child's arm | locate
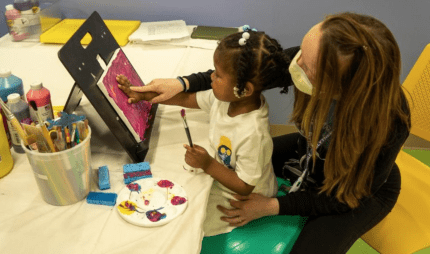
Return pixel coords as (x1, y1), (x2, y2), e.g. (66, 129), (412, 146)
(117, 75), (199, 109)
(160, 92), (199, 109)
(184, 144), (255, 196)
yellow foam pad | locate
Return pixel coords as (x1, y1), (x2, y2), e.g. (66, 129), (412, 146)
(40, 19), (141, 46)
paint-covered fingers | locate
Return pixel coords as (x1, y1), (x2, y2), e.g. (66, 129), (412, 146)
(116, 74), (132, 87)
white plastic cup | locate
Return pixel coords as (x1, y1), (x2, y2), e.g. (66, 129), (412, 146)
(21, 127), (92, 206)
(183, 156), (204, 175)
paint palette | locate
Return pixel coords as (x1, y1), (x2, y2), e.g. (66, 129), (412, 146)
(116, 178), (188, 227)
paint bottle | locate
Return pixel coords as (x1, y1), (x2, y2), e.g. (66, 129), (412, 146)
(26, 81), (53, 123)
(13, 0), (34, 11)
(0, 113), (14, 179)
(4, 4), (22, 41)
(0, 69), (24, 147)
(6, 93), (31, 153)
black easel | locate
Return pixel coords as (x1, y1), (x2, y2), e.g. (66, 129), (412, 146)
(58, 11), (157, 163)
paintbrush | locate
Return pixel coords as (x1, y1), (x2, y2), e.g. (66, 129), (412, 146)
(26, 134), (38, 151)
(0, 97), (29, 146)
(180, 109), (193, 147)
(28, 101), (56, 153)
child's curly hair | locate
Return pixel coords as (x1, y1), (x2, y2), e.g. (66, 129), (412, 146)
(216, 31), (292, 95)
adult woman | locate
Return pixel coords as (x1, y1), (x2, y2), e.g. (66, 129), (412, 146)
(117, 12), (410, 254)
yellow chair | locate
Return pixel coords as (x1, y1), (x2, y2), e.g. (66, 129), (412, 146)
(361, 44), (430, 254)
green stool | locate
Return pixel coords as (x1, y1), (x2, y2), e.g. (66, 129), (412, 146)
(201, 178), (307, 254)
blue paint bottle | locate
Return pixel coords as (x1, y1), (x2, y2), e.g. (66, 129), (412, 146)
(0, 69), (24, 148)
(6, 93), (31, 153)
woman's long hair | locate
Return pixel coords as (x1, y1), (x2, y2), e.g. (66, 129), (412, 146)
(291, 12), (410, 208)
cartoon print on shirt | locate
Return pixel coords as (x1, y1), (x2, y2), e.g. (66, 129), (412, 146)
(217, 136), (233, 169)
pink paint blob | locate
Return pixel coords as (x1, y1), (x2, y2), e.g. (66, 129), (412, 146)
(157, 180), (174, 188)
(171, 196), (187, 205)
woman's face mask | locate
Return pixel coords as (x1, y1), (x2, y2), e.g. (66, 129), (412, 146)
(289, 50), (313, 95)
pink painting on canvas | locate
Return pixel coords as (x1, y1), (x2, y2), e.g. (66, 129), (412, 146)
(102, 49), (152, 141)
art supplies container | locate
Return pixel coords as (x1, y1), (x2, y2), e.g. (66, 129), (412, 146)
(0, 113), (14, 178)
(6, 93), (30, 153)
(0, 69), (24, 147)
(26, 81), (53, 122)
(21, 127), (92, 206)
(4, 4), (22, 41)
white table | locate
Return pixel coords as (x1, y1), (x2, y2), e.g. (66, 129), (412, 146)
(0, 32), (217, 254)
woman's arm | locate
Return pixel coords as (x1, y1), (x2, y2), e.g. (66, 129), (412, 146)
(183, 70), (214, 92)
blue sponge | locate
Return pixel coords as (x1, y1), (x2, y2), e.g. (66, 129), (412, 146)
(98, 165), (110, 190)
(123, 162), (152, 184)
(86, 192), (117, 206)
(123, 162), (150, 173)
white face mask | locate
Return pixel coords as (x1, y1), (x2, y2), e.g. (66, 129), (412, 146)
(289, 50), (313, 95)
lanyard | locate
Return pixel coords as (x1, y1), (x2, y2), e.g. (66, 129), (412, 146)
(289, 129), (333, 193)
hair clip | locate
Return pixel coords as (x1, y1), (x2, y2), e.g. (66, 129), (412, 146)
(233, 87), (248, 98)
(239, 32), (250, 46)
(240, 25), (258, 32)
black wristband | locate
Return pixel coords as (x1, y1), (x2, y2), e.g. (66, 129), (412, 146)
(177, 76), (187, 92)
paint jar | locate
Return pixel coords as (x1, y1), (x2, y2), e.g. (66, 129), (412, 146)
(4, 4), (22, 41)
(0, 113), (14, 178)
(0, 69), (24, 147)
(6, 93), (31, 153)
(21, 127), (92, 206)
(26, 81), (53, 123)
(12, 0), (41, 41)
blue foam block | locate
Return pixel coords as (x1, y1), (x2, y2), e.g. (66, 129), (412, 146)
(123, 162), (150, 173)
(123, 162), (152, 184)
(124, 174), (152, 184)
(86, 192), (117, 206)
(98, 165), (111, 190)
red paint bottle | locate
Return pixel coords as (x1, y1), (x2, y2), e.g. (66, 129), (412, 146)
(26, 81), (53, 123)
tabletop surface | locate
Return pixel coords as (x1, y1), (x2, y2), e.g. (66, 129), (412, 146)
(0, 28), (216, 254)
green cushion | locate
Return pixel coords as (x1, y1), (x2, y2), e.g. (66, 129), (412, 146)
(201, 178), (307, 254)
(402, 149), (430, 167)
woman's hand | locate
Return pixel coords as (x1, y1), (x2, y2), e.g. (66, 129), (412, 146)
(183, 144), (214, 170)
(217, 193), (280, 227)
(118, 76), (184, 104)
(117, 75), (159, 103)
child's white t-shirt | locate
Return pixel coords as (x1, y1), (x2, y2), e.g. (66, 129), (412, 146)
(196, 89), (278, 236)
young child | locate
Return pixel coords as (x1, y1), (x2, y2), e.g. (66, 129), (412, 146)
(117, 30), (292, 236)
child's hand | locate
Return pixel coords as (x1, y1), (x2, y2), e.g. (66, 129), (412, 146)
(117, 74), (158, 103)
(184, 144), (214, 170)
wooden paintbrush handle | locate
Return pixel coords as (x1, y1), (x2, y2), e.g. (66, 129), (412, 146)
(9, 118), (28, 146)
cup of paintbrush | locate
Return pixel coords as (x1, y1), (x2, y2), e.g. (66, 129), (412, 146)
(28, 101), (56, 153)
